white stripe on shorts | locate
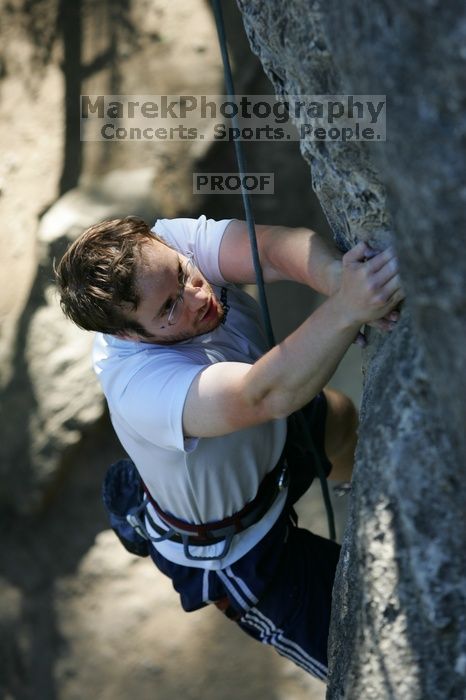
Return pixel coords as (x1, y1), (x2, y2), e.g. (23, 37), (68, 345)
(242, 607), (328, 680)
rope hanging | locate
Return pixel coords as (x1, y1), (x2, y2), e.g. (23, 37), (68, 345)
(211, 0), (275, 346)
(211, 0), (336, 541)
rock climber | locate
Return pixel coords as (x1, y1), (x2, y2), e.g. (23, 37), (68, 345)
(55, 214), (403, 679)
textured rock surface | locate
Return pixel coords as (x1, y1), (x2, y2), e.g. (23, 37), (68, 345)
(0, 169), (158, 513)
(237, 1), (466, 698)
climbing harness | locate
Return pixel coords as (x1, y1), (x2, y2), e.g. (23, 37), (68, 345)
(103, 456), (288, 562)
(211, 0), (336, 540)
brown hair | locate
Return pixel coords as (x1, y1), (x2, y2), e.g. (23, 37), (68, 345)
(55, 216), (160, 336)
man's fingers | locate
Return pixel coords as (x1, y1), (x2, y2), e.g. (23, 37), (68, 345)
(354, 330), (367, 347)
(345, 243), (399, 276)
(368, 318), (397, 332)
(370, 255), (399, 288)
(344, 241), (372, 263)
(341, 241), (405, 329)
(365, 246), (396, 274)
(376, 273), (404, 303)
(378, 288), (405, 319)
(389, 287), (405, 305)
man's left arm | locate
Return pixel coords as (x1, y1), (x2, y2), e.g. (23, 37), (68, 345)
(218, 220), (401, 344)
(218, 219), (342, 296)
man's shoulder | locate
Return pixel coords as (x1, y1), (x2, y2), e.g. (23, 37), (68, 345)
(93, 332), (211, 379)
(92, 332), (149, 387)
(151, 215), (207, 248)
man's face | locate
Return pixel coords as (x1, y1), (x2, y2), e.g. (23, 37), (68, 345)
(121, 238), (224, 344)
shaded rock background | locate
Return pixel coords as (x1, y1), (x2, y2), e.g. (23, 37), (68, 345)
(0, 1), (361, 699)
(237, 1), (466, 699)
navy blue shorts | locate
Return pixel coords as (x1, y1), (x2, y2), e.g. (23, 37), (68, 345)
(149, 391), (340, 680)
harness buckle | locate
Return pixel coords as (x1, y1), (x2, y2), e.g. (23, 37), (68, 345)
(181, 532), (235, 562)
(277, 461), (289, 491)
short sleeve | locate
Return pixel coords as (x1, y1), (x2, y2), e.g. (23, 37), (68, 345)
(151, 215), (233, 285)
(117, 353), (208, 452)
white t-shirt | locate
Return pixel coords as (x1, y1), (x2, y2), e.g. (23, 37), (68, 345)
(93, 215), (287, 569)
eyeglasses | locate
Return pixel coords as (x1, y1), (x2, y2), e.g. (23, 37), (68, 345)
(166, 254), (195, 326)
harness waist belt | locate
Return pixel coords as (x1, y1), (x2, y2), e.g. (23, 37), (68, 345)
(142, 452), (287, 546)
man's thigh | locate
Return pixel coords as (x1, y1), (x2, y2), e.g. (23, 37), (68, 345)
(238, 524), (341, 677)
(322, 387), (358, 481)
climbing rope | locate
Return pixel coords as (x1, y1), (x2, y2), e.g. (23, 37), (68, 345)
(211, 0), (336, 540)
(211, 0), (274, 345)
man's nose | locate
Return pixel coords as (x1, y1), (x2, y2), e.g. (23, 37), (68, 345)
(183, 283), (208, 311)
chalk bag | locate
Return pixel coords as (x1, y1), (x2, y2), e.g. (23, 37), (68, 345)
(102, 458), (150, 557)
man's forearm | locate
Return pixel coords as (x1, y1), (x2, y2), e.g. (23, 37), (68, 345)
(219, 220), (342, 294)
(243, 293), (359, 419)
(260, 225), (342, 296)
(244, 242), (402, 421)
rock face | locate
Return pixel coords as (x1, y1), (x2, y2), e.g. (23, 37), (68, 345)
(237, 1), (466, 698)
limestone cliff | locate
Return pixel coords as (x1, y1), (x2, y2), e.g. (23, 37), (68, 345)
(237, 1), (466, 698)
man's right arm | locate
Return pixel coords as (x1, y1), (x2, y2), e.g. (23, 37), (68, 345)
(183, 242), (404, 439)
